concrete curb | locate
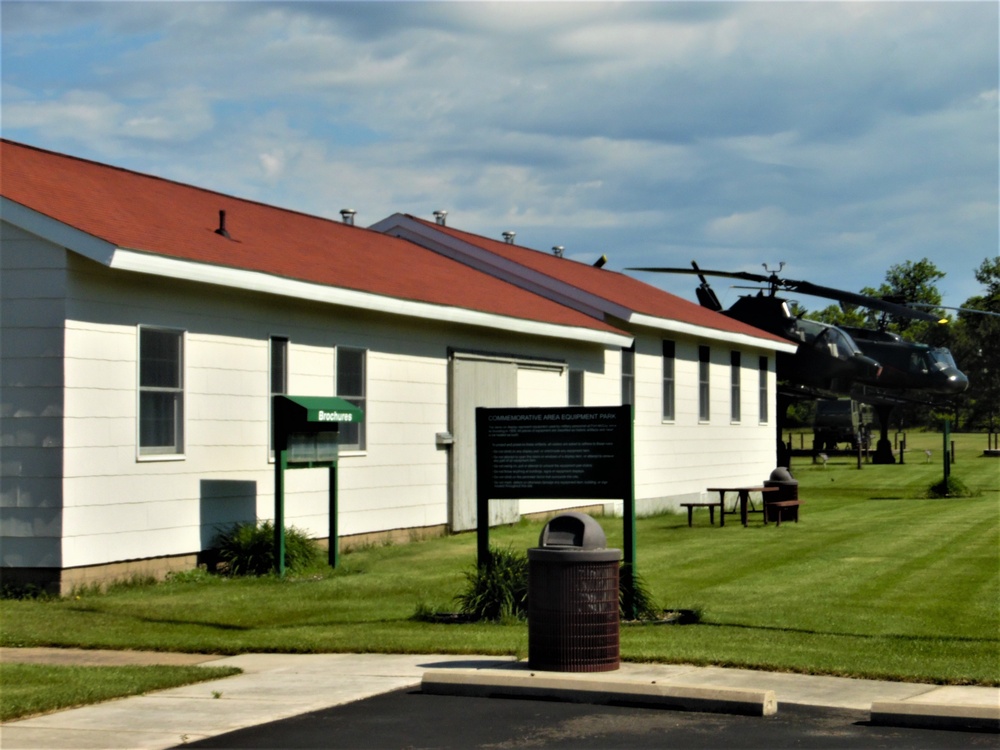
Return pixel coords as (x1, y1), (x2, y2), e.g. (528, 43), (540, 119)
(421, 669), (778, 717)
(870, 700), (1000, 733)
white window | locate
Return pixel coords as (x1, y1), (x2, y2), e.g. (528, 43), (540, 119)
(662, 340), (675, 421)
(730, 350), (741, 423)
(269, 336), (288, 454)
(698, 345), (710, 422)
(568, 369), (584, 406)
(337, 347), (366, 450)
(138, 326), (184, 456)
(621, 346), (634, 406)
(759, 356), (769, 423)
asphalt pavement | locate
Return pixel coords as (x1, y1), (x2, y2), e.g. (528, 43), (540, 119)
(180, 687), (999, 750)
(1, 649), (997, 749)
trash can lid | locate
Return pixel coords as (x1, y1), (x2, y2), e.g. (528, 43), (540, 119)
(538, 511), (607, 550)
(769, 467), (796, 483)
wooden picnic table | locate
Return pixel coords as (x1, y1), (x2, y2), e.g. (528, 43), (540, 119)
(706, 486), (777, 527)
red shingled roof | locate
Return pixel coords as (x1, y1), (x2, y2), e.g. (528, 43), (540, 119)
(0, 140), (624, 337)
(404, 215), (788, 344)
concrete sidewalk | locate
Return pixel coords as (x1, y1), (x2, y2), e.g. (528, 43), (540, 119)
(2, 650), (997, 749)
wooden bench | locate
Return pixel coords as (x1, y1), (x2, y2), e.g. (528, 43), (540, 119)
(765, 499), (802, 526)
(679, 502), (721, 527)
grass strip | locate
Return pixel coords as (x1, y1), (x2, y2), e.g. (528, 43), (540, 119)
(0, 663), (241, 722)
(1, 432), (996, 686)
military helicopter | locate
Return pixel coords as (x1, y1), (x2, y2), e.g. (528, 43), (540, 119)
(629, 262), (885, 395)
(838, 306), (970, 463)
(627, 262), (969, 464)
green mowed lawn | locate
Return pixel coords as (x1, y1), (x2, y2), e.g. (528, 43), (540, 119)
(0, 664), (241, 722)
(2, 433), (997, 685)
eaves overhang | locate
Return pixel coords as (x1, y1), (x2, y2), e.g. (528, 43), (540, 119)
(1, 199), (632, 349)
(111, 249), (633, 347)
(1, 196), (116, 264)
(628, 312), (798, 353)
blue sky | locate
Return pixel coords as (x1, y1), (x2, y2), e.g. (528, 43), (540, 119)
(2, 1), (997, 313)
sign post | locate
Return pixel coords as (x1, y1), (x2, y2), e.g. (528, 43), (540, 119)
(475, 405), (637, 617)
(272, 395), (363, 575)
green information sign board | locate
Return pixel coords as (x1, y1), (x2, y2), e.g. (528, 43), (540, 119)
(272, 395), (364, 575)
(475, 405), (637, 616)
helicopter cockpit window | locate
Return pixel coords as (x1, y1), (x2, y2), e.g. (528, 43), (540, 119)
(796, 319), (824, 345)
(929, 348), (958, 370)
(827, 327), (861, 358)
(801, 321), (860, 361)
(909, 351), (929, 375)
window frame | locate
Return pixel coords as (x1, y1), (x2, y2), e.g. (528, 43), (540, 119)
(662, 339), (675, 421)
(730, 350), (742, 423)
(621, 345), (635, 406)
(698, 345), (711, 422)
(137, 325), (185, 459)
(269, 336), (289, 457)
(568, 368), (584, 406)
(336, 346), (367, 452)
(758, 356), (769, 424)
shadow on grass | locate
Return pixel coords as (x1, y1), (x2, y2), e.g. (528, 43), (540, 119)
(67, 605), (254, 632)
(700, 620), (999, 644)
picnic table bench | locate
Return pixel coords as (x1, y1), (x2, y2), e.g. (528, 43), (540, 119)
(765, 499), (803, 526)
(679, 501), (721, 527)
(706, 486), (777, 527)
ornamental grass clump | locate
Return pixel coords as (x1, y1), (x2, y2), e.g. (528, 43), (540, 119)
(927, 475), (974, 498)
(212, 520), (322, 577)
(454, 548), (663, 623)
(455, 545), (528, 622)
(619, 563), (662, 622)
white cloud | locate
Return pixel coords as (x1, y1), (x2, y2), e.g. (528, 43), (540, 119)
(1, 0), (996, 309)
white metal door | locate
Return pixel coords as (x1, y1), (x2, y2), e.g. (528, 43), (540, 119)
(448, 355), (518, 531)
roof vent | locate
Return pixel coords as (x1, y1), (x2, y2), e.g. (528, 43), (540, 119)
(552, 245), (564, 258)
(433, 210), (448, 226)
(593, 254), (607, 268)
(340, 208), (356, 226)
(214, 210), (231, 239)
(502, 231), (516, 244)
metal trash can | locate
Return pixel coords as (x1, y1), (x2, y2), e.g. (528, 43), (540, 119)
(764, 467), (799, 522)
(527, 512), (621, 672)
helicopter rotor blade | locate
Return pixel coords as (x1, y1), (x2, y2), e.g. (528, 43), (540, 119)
(626, 266), (773, 284)
(776, 279), (943, 322)
(626, 263), (946, 322)
(906, 303), (1000, 319)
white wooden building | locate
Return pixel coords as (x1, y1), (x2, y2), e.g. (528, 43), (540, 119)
(0, 140), (794, 591)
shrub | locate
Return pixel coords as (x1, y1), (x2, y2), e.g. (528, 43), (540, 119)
(0, 581), (52, 601)
(619, 563), (661, 621)
(164, 567), (213, 585)
(455, 545), (529, 622)
(927, 475), (975, 498)
(212, 520), (322, 576)
(454, 548), (663, 623)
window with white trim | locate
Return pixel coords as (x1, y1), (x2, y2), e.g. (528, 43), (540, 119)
(138, 326), (184, 455)
(269, 336), (288, 454)
(621, 346), (634, 406)
(730, 350), (741, 423)
(759, 356), (769, 423)
(568, 369), (584, 406)
(698, 345), (710, 422)
(662, 340), (675, 421)
(336, 347), (366, 450)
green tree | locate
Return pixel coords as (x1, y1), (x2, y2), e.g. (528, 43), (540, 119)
(806, 303), (868, 329)
(951, 258), (1000, 431)
(860, 258), (948, 342)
